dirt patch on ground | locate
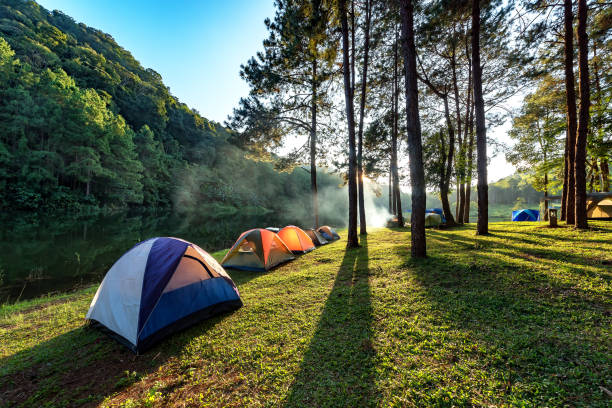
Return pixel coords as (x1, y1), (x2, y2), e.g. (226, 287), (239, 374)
(0, 339), (167, 408)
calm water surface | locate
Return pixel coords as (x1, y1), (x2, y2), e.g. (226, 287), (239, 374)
(0, 211), (316, 303)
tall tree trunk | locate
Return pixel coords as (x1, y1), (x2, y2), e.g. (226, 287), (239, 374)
(392, 26), (404, 227)
(472, 0), (488, 235)
(544, 172), (549, 221)
(462, 41), (473, 223)
(389, 167), (393, 213)
(592, 41), (608, 192)
(563, 0), (578, 225)
(441, 95), (456, 225)
(415, 77), (454, 225)
(464, 99), (475, 222)
(310, 59), (319, 228)
(451, 42), (465, 224)
(574, 0), (589, 229)
(357, 0), (371, 235)
(340, 0), (359, 248)
(588, 160), (597, 193)
(601, 160), (610, 191)
(561, 131), (569, 220)
(351, 0), (356, 94)
(398, 0), (426, 257)
(455, 178), (460, 219)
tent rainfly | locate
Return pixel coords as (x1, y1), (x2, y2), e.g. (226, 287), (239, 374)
(221, 229), (294, 271)
(425, 213), (442, 227)
(277, 226), (316, 254)
(512, 209), (540, 221)
(305, 228), (328, 246)
(426, 208), (446, 224)
(317, 226), (340, 241)
(86, 237), (242, 353)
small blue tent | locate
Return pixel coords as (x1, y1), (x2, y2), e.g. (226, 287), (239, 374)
(426, 208), (446, 224)
(87, 237), (242, 352)
(511, 209), (540, 221)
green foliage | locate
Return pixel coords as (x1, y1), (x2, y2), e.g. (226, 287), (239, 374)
(229, 0), (337, 164)
(0, 0), (330, 215)
(506, 75), (566, 193)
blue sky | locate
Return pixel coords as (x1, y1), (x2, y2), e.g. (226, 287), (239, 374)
(37, 0), (276, 125)
(37, 0), (515, 182)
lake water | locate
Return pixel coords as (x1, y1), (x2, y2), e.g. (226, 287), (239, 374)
(0, 211), (323, 303)
(0, 207), (515, 303)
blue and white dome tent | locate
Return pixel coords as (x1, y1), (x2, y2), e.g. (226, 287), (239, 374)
(86, 237), (242, 353)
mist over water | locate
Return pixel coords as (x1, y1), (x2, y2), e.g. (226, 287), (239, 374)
(1, 164), (392, 303)
(308, 180), (392, 228)
(172, 150), (392, 230)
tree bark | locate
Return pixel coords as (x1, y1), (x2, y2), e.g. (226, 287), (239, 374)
(544, 172), (549, 221)
(389, 168), (393, 213)
(601, 160), (610, 191)
(574, 0), (589, 229)
(441, 95), (456, 225)
(462, 40), (473, 223)
(392, 26), (404, 227)
(592, 41), (609, 192)
(464, 98), (475, 223)
(561, 131), (569, 221)
(351, 0), (356, 95)
(472, 0), (488, 235)
(340, 0), (359, 248)
(310, 59), (319, 228)
(563, 0), (578, 225)
(357, 0), (371, 235)
(414, 76), (454, 225)
(398, 0), (426, 257)
(451, 41), (465, 224)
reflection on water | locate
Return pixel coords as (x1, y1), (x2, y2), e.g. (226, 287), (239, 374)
(0, 211), (320, 303)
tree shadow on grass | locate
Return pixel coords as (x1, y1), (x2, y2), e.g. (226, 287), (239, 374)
(429, 229), (612, 271)
(398, 230), (610, 405)
(0, 308), (238, 407)
(284, 237), (376, 407)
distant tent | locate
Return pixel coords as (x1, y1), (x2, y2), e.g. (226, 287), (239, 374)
(426, 208), (446, 224)
(317, 226), (340, 241)
(542, 192), (612, 220)
(305, 228), (328, 246)
(221, 229), (294, 271)
(86, 237), (242, 353)
(278, 226), (316, 254)
(425, 213), (442, 227)
(512, 209), (540, 221)
(587, 195), (612, 219)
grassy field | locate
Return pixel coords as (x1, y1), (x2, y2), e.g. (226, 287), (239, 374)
(1, 222), (610, 407)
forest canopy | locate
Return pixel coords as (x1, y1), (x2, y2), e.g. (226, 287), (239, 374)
(0, 0), (347, 217)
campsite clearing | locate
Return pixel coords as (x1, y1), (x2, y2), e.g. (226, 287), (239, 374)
(1, 222), (610, 407)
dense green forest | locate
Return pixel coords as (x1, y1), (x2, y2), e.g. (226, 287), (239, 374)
(0, 0), (348, 217)
(0, 0), (587, 224)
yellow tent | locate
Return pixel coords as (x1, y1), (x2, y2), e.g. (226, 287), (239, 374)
(587, 196), (612, 219)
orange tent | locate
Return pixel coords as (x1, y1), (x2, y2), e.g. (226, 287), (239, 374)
(221, 229), (294, 271)
(277, 226), (315, 254)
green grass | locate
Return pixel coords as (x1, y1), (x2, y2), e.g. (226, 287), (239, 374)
(1, 222), (610, 407)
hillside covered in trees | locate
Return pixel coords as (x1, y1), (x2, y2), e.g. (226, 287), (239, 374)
(0, 0), (344, 217)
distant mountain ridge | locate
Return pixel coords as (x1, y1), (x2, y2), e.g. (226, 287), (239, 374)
(0, 0), (227, 149)
(0, 0), (234, 211)
(0, 0), (349, 221)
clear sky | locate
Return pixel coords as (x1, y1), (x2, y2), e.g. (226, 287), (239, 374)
(37, 0), (515, 183)
(37, 0), (276, 125)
